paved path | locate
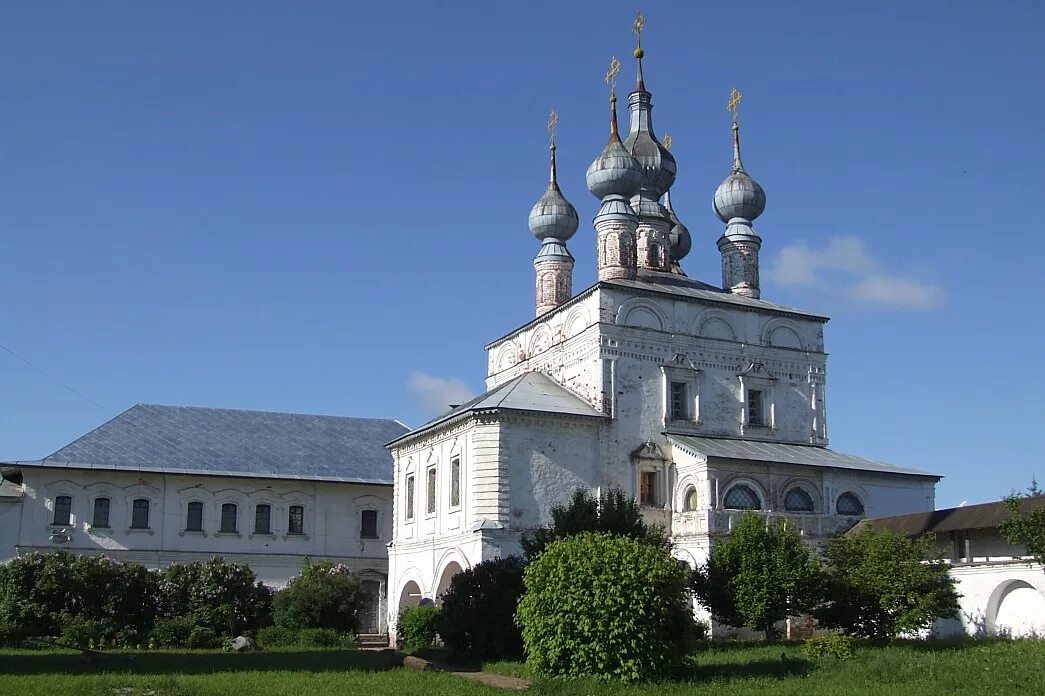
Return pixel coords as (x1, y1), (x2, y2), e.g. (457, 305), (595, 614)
(435, 665), (530, 690)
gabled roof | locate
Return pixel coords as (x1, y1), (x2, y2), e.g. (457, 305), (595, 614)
(388, 371), (606, 446)
(850, 496), (1045, 537)
(9, 404), (409, 485)
(667, 434), (939, 477)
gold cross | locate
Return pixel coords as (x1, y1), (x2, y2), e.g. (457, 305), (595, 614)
(605, 56), (621, 92)
(547, 110), (559, 146)
(728, 87), (743, 123)
(633, 10), (646, 46)
(663, 134), (672, 151)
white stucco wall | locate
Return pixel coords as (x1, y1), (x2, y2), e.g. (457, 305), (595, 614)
(933, 560), (1045, 638)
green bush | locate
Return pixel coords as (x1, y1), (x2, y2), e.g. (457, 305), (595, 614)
(186, 626), (220, 649)
(58, 613), (108, 649)
(257, 625), (301, 648)
(397, 605), (440, 653)
(296, 627), (347, 648)
(273, 561), (366, 633)
(439, 556), (525, 660)
(150, 616), (195, 647)
(517, 532), (697, 682)
(157, 558), (273, 637)
(803, 635), (856, 661)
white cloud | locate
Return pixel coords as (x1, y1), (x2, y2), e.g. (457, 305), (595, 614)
(767, 236), (944, 311)
(407, 372), (475, 416)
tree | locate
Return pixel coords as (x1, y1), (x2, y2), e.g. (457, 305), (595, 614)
(273, 560), (367, 633)
(521, 486), (670, 562)
(516, 533), (696, 682)
(158, 557), (272, 636)
(998, 480), (1045, 570)
(691, 512), (821, 639)
(438, 555), (526, 660)
(814, 527), (960, 639)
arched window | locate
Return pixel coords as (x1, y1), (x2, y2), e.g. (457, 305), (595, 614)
(92, 497), (111, 528)
(220, 503), (238, 533)
(360, 509), (378, 539)
(255, 504), (272, 534)
(53, 495), (72, 525)
(683, 487), (699, 512)
(131, 499), (150, 529)
(288, 505), (305, 535)
(836, 492), (865, 516)
(186, 502), (204, 532)
(784, 488), (815, 513)
(723, 484), (761, 511)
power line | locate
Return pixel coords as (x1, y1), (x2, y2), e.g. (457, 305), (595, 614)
(0, 340), (111, 414)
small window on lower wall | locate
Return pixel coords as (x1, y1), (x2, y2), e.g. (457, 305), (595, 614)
(288, 505), (304, 535)
(724, 484), (761, 510)
(186, 502), (204, 532)
(131, 499), (150, 529)
(683, 487), (699, 512)
(360, 509), (378, 539)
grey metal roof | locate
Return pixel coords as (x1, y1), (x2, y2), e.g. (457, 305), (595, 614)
(667, 434), (939, 477)
(12, 404), (408, 485)
(850, 496), (1045, 536)
(607, 269), (829, 321)
(389, 372), (606, 446)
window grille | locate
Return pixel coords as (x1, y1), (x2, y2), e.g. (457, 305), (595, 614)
(53, 495), (72, 525)
(836, 492), (864, 516)
(288, 505), (304, 535)
(724, 485), (761, 510)
(220, 503), (238, 533)
(785, 488), (815, 513)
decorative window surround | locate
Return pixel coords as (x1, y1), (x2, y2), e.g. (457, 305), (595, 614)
(738, 361), (778, 434)
(661, 354), (701, 430)
(425, 465), (438, 518)
(630, 440), (671, 510)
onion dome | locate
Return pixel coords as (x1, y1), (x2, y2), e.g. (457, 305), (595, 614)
(586, 96), (643, 199)
(622, 53), (676, 199)
(528, 145), (579, 241)
(664, 190), (691, 261)
(713, 122), (765, 223)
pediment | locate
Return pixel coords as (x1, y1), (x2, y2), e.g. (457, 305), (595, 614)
(737, 361), (777, 380)
(630, 439), (669, 462)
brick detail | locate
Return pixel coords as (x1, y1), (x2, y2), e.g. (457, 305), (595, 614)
(635, 218), (672, 272)
(535, 257), (574, 317)
(595, 219), (638, 281)
(720, 237), (761, 299)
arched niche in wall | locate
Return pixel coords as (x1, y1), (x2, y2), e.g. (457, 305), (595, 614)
(762, 318), (806, 350)
(495, 342), (519, 371)
(693, 310), (738, 342)
(615, 298), (668, 332)
(528, 324), (553, 357)
(564, 305), (591, 338)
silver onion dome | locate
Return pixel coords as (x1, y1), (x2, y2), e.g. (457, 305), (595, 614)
(623, 87), (676, 198)
(664, 190), (691, 260)
(713, 123), (765, 223)
(529, 145), (579, 241)
(586, 97), (643, 199)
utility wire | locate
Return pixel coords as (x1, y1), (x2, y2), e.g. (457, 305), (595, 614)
(0, 341), (111, 413)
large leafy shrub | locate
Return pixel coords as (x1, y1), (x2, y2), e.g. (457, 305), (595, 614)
(273, 560), (366, 633)
(517, 532), (697, 682)
(157, 557), (272, 636)
(397, 605), (440, 653)
(439, 555), (525, 660)
(998, 482), (1045, 569)
(802, 635), (856, 661)
(691, 512), (822, 639)
(150, 616), (195, 648)
(186, 626), (220, 649)
(257, 625), (355, 649)
(813, 527), (960, 638)
(521, 487), (670, 562)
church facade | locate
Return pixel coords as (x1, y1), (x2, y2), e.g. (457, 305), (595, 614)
(386, 45), (939, 631)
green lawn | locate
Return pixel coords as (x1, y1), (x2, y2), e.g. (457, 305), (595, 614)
(1, 641), (1044, 696)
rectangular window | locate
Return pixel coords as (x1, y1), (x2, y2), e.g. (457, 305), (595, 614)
(747, 389), (765, 427)
(53, 495), (72, 525)
(220, 503), (238, 533)
(426, 466), (437, 515)
(131, 498), (150, 529)
(255, 504), (272, 534)
(288, 505), (304, 535)
(186, 502), (204, 532)
(405, 475), (415, 521)
(360, 509), (378, 539)
(669, 381), (688, 419)
(92, 497), (110, 528)
(640, 471), (658, 507)
(450, 457), (461, 508)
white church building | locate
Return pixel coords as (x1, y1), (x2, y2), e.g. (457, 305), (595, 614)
(384, 45), (940, 632)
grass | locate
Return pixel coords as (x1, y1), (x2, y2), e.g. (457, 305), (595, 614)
(1, 640), (1044, 695)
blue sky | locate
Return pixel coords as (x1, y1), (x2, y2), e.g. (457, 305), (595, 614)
(2, 1), (1043, 507)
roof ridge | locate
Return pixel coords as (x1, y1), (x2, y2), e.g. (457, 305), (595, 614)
(133, 402), (405, 424)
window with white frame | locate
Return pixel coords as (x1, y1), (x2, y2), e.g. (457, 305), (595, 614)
(747, 389), (765, 427)
(92, 497), (111, 528)
(404, 474), (415, 521)
(449, 456), (461, 508)
(220, 503), (238, 533)
(255, 504), (272, 534)
(288, 505), (305, 535)
(53, 495), (72, 525)
(738, 362), (776, 431)
(186, 502), (204, 532)
(130, 498), (150, 529)
(662, 355), (700, 424)
(426, 465), (437, 515)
